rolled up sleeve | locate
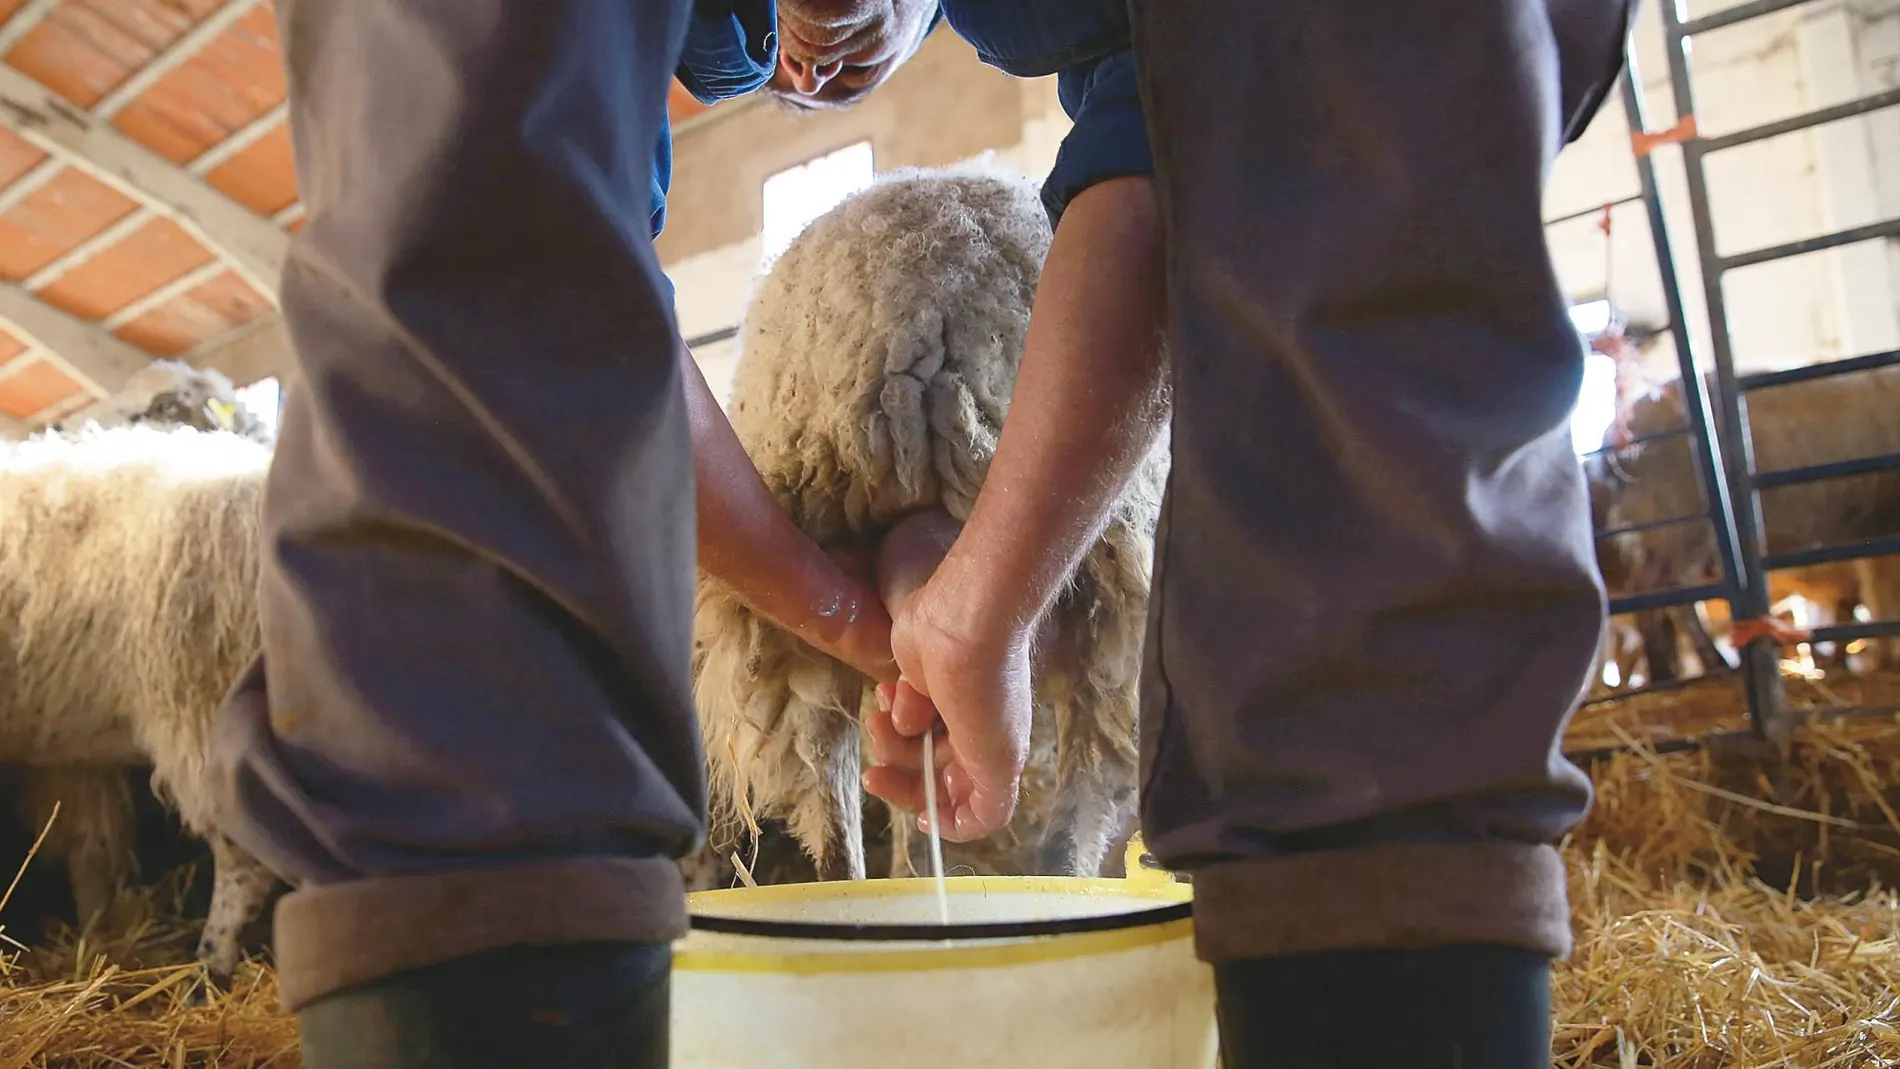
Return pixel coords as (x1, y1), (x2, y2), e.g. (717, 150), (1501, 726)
(1041, 47), (1154, 227)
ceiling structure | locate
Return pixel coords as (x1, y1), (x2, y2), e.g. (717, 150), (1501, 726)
(0, 0), (721, 438)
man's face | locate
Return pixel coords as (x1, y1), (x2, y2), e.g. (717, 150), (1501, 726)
(770, 0), (938, 109)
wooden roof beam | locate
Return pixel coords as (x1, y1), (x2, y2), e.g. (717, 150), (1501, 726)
(0, 64), (289, 298)
(0, 282), (156, 401)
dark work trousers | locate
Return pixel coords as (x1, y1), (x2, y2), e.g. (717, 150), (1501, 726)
(204, 0), (705, 1012)
(1129, 0), (1634, 965)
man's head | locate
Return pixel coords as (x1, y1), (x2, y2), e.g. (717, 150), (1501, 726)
(769, 0), (940, 110)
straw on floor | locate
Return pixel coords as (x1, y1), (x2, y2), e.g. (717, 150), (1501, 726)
(4, 671), (1900, 1068)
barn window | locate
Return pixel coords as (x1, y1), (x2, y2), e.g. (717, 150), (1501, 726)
(1568, 300), (1618, 455)
(760, 141), (874, 267)
(237, 376), (283, 441)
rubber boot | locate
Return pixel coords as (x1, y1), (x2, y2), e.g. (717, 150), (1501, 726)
(298, 941), (671, 1069)
(1214, 944), (1551, 1069)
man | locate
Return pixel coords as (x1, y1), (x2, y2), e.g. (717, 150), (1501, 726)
(204, 0), (1157, 1065)
(208, 0), (1635, 1066)
(862, 1), (1639, 1067)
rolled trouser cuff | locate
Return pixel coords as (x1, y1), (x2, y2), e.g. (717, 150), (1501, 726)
(1190, 842), (1571, 964)
(272, 856), (687, 1012)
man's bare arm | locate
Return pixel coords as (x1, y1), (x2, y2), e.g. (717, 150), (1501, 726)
(681, 349), (897, 682)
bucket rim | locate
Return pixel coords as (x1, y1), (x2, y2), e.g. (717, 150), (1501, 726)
(685, 875), (1192, 943)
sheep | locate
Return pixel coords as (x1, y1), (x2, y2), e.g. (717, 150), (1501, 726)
(1591, 362), (1900, 684)
(55, 358), (277, 446)
(688, 164), (1166, 887)
(0, 421), (279, 986)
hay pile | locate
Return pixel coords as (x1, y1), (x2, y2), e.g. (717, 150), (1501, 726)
(3, 673), (1899, 1068)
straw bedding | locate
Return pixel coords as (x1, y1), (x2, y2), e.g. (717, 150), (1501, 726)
(4, 672), (1900, 1068)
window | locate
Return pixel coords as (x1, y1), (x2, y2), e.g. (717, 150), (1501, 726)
(236, 376), (283, 441)
(760, 141), (875, 267)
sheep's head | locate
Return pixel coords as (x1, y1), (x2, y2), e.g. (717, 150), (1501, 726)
(65, 360), (274, 444)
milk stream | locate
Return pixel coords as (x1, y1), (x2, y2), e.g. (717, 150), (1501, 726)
(922, 729), (950, 924)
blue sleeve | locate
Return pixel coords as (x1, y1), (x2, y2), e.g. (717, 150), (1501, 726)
(652, 0), (779, 240)
(1041, 47), (1154, 229)
(675, 0), (779, 105)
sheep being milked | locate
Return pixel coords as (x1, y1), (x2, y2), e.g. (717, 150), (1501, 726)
(687, 164), (1168, 888)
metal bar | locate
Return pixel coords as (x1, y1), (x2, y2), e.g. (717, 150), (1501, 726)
(1700, 87), (1900, 154)
(19, 207), (153, 291)
(1718, 218), (1900, 273)
(0, 156), (63, 215)
(1595, 511), (1713, 541)
(1740, 348), (1900, 391)
(1754, 451), (1900, 490)
(1678, 0), (1809, 37)
(1577, 669), (1735, 709)
(686, 325), (738, 349)
(1803, 621), (1900, 645)
(91, 0), (268, 120)
(1763, 536), (1900, 572)
(1607, 582), (1731, 616)
(0, 0), (60, 55)
(187, 100), (288, 177)
(100, 259), (228, 332)
(1543, 194), (1641, 229)
(1581, 425), (1691, 459)
(1656, 3), (1788, 743)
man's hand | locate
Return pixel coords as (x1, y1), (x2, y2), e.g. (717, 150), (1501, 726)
(861, 564), (1034, 841)
(856, 175), (1169, 842)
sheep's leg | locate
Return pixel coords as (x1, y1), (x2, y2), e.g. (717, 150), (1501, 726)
(784, 673), (868, 882)
(193, 833), (280, 989)
(1638, 608), (1680, 683)
(1682, 604), (1731, 674)
(13, 767), (137, 931)
(1853, 555), (1900, 671)
(1040, 686), (1141, 878)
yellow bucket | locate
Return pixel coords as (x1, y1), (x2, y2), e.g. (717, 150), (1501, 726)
(673, 873), (1216, 1068)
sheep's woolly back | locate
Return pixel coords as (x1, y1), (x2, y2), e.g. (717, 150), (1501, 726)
(693, 164), (1165, 879)
(727, 163), (1053, 534)
(0, 424), (269, 835)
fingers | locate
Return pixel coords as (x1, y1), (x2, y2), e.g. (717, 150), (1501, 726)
(888, 679), (938, 736)
(863, 706), (951, 771)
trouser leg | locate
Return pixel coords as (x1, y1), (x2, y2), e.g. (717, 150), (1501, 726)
(1128, 0), (1634, 1003)
(205, 0), (701, 1017)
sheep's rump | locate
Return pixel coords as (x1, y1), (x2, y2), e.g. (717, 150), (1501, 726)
(0, 424), (268, 834)
(692, 165), (1165, 881)
(1598, 364), (1900, 594)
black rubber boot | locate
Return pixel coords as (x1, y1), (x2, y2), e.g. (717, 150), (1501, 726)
(298, 941), (671, 1069)
(1214, 944), (1551, 1069)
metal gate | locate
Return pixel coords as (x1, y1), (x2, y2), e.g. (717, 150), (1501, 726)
(1573, 5), (1900, 746)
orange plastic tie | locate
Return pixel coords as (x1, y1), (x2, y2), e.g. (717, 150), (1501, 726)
(1631, 116), (1698, 158)
(1729, 615), (1812, 647)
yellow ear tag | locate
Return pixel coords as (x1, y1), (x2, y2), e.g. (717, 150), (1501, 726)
(206, 398), (237, 430)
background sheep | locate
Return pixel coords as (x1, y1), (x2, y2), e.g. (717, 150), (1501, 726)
(1, 418), (279, 986)
(1590, 363), (1900, 686)
(690, 165), (1167, 886)
(54, 359), (277, 446)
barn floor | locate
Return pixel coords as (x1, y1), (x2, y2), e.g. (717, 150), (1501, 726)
(4, 673), (1900, 1068)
